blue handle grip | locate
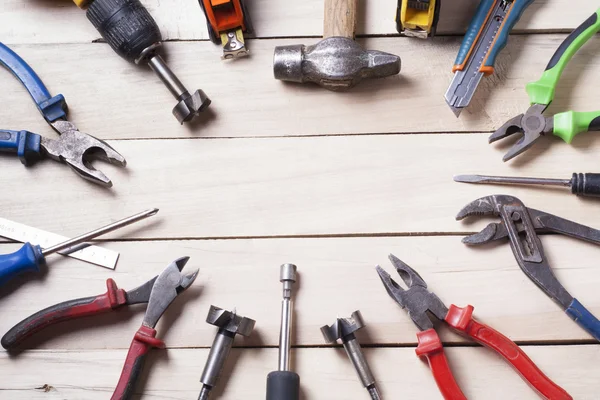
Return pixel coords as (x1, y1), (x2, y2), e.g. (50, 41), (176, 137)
(454, 0), (496, 67)
(0, 243), (44, 287)
(565, 298), (600, 342)
(0, 130), (41, 165)
(483, 0), (534, 70)
(0, 42), (67, 123)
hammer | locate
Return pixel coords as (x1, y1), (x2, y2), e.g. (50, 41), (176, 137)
(273, 0), (401, 91)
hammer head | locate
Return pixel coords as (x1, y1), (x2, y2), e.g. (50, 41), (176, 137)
(206, 305), (256, 337)
(173, 89), (212, 125)
(320, 310), (366, 343)
(273, 37), (400, 91)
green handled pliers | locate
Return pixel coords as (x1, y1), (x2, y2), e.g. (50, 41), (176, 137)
(490, 8), (600, 161)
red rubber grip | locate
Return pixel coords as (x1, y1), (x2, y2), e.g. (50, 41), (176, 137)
(111, 325), (165, 400)
(1, 279), (127, 349)
(445, 305), (572, 400)
(416, 329), (467, 400)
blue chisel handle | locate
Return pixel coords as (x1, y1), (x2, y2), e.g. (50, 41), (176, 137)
(0, 130), (41, 165)
(0, 243), (45, 287)
(565, 298), (600, 342)
(0, 42), (67, 123)
(454, 0), (534, 74)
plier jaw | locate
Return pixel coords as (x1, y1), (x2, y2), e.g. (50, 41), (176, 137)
(489, 104), (554, 161)
(376, 254), (448, 331)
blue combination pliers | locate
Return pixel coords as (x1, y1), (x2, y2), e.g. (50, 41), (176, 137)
(0, 42), (126, 187)
(457, 194), (600, 341)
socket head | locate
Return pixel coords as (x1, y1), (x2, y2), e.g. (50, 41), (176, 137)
(280, 263), (297, 283)
(205, 305), (256, 337)
(321, 310), (365, 343)
(173, 89), (212, 124)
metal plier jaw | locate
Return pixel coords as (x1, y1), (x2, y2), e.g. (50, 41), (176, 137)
(489, 104), (554, 162)
(43, 120), (126, 187)
(376, 254), (448, 331)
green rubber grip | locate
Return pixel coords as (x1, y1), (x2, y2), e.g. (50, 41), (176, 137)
(526, 8), (600, 106)
(553, 111), (600, 143)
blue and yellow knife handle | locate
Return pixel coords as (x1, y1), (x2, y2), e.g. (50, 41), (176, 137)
(565, 298), (600, 342)
(453, 0), (534, 74)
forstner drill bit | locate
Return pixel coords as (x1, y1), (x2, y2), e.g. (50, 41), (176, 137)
(321, 310), (381, 400)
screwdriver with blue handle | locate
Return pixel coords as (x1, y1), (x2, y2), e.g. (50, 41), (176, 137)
(0, 209), (157, 287)
(445, 0), (534, 116)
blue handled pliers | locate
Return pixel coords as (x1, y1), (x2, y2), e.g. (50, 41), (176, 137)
(457, 194), (600, 341)
(0, 42), (126, 187)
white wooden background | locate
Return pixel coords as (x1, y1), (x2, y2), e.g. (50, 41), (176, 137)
(1, 0), (599, 399)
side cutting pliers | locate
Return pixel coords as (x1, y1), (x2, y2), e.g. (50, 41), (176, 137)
(457, 195), (600, 341)
(490, 8), (600, 161)
(376, 254), (572, 400)
(1, 257), (198, 400)
(0, 42), (126, 187)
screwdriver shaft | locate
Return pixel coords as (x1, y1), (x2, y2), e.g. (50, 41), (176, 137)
(454, 174), (571, 188)
(42, 208), (158, 256)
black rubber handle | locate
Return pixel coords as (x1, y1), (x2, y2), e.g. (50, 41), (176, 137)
(589, 116), (600, 132)
(266, 371), (300, 400)
(87, 0), (162, 63)
(571, 173), (600, 198)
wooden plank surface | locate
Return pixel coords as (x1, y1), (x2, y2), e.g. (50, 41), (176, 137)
(0, 0), (590, 45)
(1, 0), (599, 399)
(0, 346), (597, 399)
(3, 134), (600, 239)
(1, 33), (599, 139)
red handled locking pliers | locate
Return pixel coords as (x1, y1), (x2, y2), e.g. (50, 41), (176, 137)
(376, 254), (572, 400)
(1, 257), (198, 400)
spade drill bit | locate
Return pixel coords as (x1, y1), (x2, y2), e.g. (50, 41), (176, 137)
(321, 310), (381, 400)
(198, 306), (256, 400)
(266, 263), (300, 400)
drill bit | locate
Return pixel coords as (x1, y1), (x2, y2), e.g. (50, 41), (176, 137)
(454, 173), (600, 198)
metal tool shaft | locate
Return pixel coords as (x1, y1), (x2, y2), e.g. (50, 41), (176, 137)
(42, 208), (158, 256)
(148, 55), (188, 99)
(454, 174), (571, 188)
(278, 263), (297, 371)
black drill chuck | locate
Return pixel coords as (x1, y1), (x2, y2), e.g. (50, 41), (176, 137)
(87, 0), (161, 63)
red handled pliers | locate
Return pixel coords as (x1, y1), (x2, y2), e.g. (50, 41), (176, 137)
(1, 257), (198, 400)
(376, 254), (572, 400)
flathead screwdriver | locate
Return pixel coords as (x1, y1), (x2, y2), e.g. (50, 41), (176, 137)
(0, 208), (158, 286)
(454, 173), (600, 198)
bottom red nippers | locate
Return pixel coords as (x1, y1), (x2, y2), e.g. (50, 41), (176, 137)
(376, 254), (572, 400)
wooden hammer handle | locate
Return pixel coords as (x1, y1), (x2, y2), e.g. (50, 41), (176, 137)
(323, 0), (357, 39)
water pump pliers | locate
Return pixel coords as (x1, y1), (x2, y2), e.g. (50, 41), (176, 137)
(457, 195), (600, 341)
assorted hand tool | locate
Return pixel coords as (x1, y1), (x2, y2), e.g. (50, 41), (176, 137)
(0, 216), (119, 269)
(199, 0), (253, 59)
(273, 0), (401, 91)
(445, 0), (534, 116)
(457, 195), (600, 341)
(321, 310), (381, 400)
(1, 257), (198, 399)
(198, 305), (255, 400)
(396, 0), (441, 38)
(490, 8), (600, 160)
(376, 254), (572, 400)
(73, 0), (211, 124)
(455, 172), (600, 199)
(266, 264), (300, 400)
(0, 209), (157, 287)
(0, 42), (126, 187)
